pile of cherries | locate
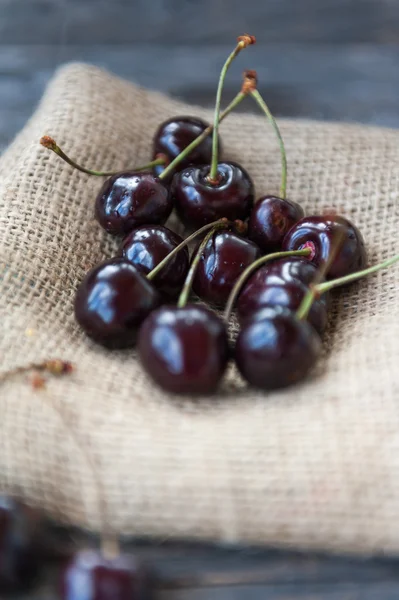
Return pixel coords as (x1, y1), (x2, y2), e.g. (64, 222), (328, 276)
(40, 34), (398, 395)
(71, 112), (367, 393)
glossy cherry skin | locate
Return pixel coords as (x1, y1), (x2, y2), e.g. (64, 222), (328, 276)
(61, 549), (146, 600)
(74, 258), (161, 348)
(152, 116), (219, 182)
(235, 306), (321, 390)
(171, 162), (254, 228)
(95, 172), (172, 236)
(192, 231), (261, 307)
(0, 497), (41, 591)
(237, 277), (328, 335)
(282, 215), (367, 279)
(248, 195), (304, 252)
(119, 225), (189, 299)
(250, 256), (320, 287)
(138, 304), (229, 394)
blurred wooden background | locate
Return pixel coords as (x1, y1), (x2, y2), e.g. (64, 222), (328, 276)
(2, 1), (399, 598)
(0, 0), (399, 152)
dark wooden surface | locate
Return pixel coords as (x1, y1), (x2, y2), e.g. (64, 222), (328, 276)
(16, 530), (399, 599)
(0, 0), (399, 152)
(2, 1), (399, 598)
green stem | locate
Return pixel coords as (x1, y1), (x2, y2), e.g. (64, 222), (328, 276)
(40, 136), (165, 176)
(223, 248), (312, 321)
(296, 226), (347, 321)
(177, 222), (228, 308)
(101, 537), (120, 560)
(250, 89), (287, 199)
(296, 286), (319, 322)
(147, 219), (229, 282)
(159, 91), (246, 182)
(209, 42), (249, 183)
(316, 253), (399, 295)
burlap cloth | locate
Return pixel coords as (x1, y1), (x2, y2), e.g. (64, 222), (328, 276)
(1, 63), (399, 556)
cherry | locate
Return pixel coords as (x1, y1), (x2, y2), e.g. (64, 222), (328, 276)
(248, 256), (320, 287)
(138, 304), (229, 394)
(192, 230), (261, 307)
(74, 258), (160, 348)
(237, 277), (328, 335)
(95, 172), (172, 236)
(152, 116), (219, 182)
(282, 215), (367, 279)
(248, 195), (304, 252)
(0, 496), (41, 591)
(171, 162), (254, 228)
(61, 548), (146, 600)
(119, 225), (189, 299)
(169, 38), (255, 229)
(235, 306), (321, 390)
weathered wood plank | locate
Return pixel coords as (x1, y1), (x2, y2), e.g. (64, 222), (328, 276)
(18, 539), (399, 600)
(1, 0), (398, 45)
(12, 526), (399, 600)
(0, 43), (398, 154)
(155, 582), (399, 600)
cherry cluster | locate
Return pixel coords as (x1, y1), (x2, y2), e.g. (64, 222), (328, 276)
(39, 35), (398, 398)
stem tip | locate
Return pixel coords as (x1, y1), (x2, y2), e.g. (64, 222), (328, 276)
(44, 359), (74, 375)
(242, 70), (258, 94)
(154, 153), (169, 168)
(233, 219), (248, 235)
(237, 34), (256, 47)
(40, 135), (57, 151)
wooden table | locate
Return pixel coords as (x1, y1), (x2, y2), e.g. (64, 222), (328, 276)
(19, 530), (399, 599)
(2, 1), (399, 598)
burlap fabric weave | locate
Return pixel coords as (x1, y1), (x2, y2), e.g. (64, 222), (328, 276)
(1, 63), (399, 556)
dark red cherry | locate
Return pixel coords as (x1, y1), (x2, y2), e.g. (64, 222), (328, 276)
(282, 215), (367, 279)
(61, 549), (146, 600)
(152, 116), (219, 182)
(119, 225), (189, 299)
(95, 172), (172, 236)
(237, 278), (328, 335)
(74, 258), (160, 348)
(250, 256), (320, 287)
(171, 162), (254, 229)
(235, 306), (321, 390)
(192, 230), (261, 307)
(138, 304), (229, 394)
(248, 195), (304, 252)
(0, 497), (41, 591)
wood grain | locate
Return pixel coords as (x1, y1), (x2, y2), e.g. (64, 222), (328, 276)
(0, 42), (398, 153)
(20, 538), (399, 599)
(1, 0), (399, 45)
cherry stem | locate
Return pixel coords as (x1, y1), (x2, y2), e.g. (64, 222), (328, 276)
(159, 91), (247, 182)
(208, 36), (255, 183)
(101, 536), (120, 560)
(296, 225), (347, 321)
(40, 136), (166, 176)
(250, 89), (287, 199)
(223, 248), (312, 322)
(146, 218), (229, 281)
(316, 253), (399, 294)
(0, 359), (73, 384)
(29, 391), (115, 555)
(177, 222), (229, 308)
